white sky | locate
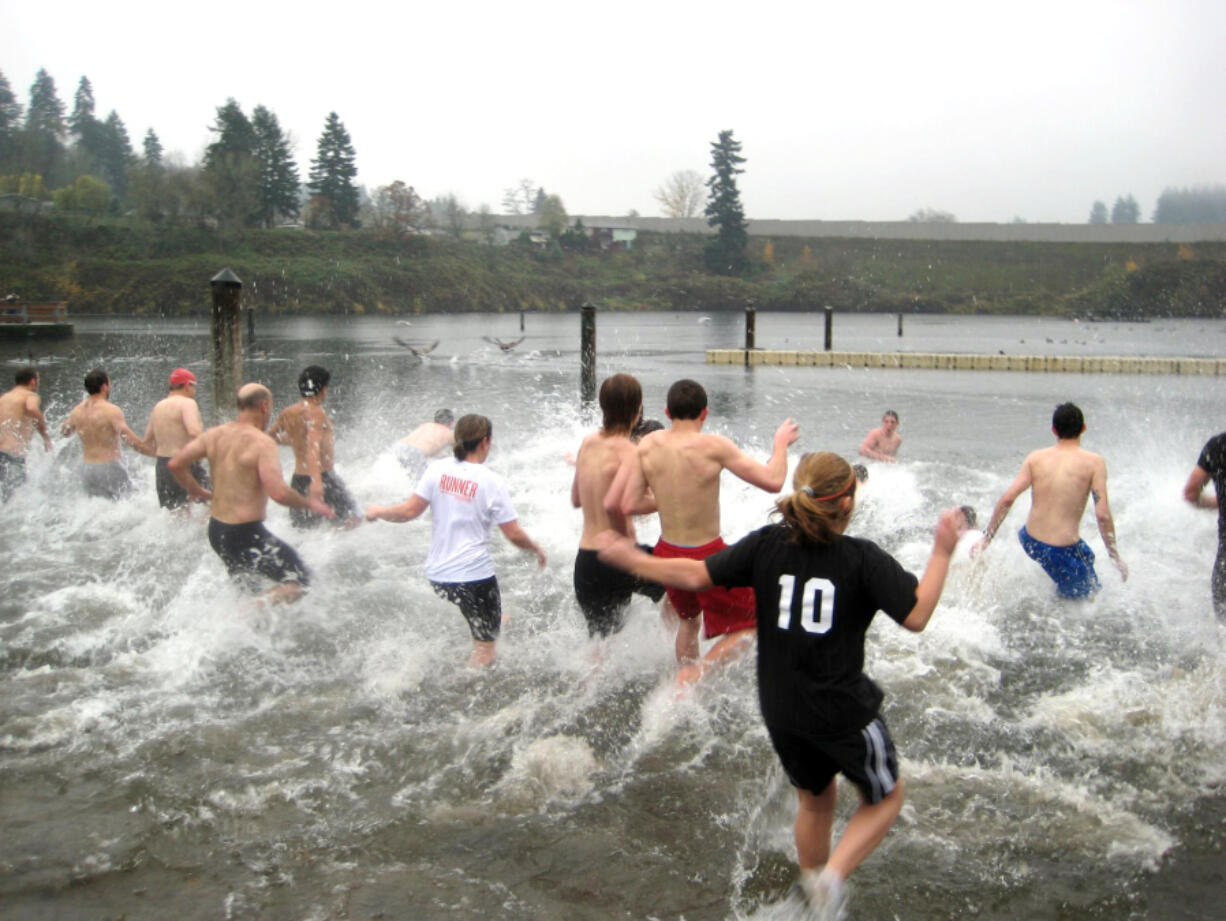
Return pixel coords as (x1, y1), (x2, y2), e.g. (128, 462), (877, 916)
(6, 0), (1225, 222)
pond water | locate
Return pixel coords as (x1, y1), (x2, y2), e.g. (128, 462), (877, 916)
(1, 312), (1224, 920)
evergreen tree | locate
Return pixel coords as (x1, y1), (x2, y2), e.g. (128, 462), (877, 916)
(68, 76), (96, 139)
(203, 98), (260, 228)
(97, 110), (133, 204)
(1153, 185), (1226, 223)
(23, 68), (67, 184)
(1088, 200), (1108, 224)
(67, 76), (105, 176)
(532, 187), (547, 214)
(251, 105), (300, 226)
(1111, 194), (1140, 224)
(142, 129), (162, 167)
(703, 129), (749, 275)
(306, 112), (359, 228)
(0, 68), (21, 173)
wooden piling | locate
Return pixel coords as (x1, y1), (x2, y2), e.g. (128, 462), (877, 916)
(580, 300), (596, 404)
(209, 268), (243, 424)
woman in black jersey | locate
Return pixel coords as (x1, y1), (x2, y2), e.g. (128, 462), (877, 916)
(598, 451), (965, 918)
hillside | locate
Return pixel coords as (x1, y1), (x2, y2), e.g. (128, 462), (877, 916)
(2, 212), (1224, 318)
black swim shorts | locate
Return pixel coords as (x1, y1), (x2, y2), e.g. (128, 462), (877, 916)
(207, 517), (311, 590)
(430, 576), (502, 643)
(155, 456), (210, 510)
(573, 546), (667, 637)
(289, 470), (359, 527)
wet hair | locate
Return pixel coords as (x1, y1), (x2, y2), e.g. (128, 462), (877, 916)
(852, 463), (869, 482)
(298, 365), (330, 397)
(666, 379), (707, 420)
(631, 418), (665, 442)
(83, 368), (109, 394)
(236, 383), (272, 411)
(14, 367), (37, 386)
(434, 408), (454, 426)
(599, 373), (643, 435)
(774, 451), (857, 545)
(883, 409), (899, 422)
(453, 414), (492, 460)
(1052, 402), (1084, 439)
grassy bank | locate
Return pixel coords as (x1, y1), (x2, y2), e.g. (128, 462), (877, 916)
(2, 212), (1224, 317)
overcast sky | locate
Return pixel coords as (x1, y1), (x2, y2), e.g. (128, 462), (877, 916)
(7, 0), (1225, 223)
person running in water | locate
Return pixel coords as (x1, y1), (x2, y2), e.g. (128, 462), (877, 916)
(365, 414), (547, 667)
(608, 378), (798, 683)
(597, 451), (967, 920)
(0, 367), (53, 502)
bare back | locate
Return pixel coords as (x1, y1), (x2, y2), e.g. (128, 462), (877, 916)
(271, 400), (335, 474)
(145, 394), (203, 457)
(638, 428), (735, 545)
(202, 422), (278, 523)
(1022, 442), (1106, 545)
(401, 421), (453, 457)
(575, 430), (640, 547)
(0, 387), (43, 455)
(65, 397), (128, 463)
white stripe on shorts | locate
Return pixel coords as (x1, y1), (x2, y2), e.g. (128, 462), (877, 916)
(861, 718), (896, 802)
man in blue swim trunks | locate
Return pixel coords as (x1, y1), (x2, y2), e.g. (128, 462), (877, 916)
(974, 402), (1127, 599)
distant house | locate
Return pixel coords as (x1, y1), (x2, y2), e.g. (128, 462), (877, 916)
(590, 225), (637, 251)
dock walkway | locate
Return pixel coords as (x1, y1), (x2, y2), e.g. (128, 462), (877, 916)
(706, 349), (1226, 375)
(0, 301), (74, 339)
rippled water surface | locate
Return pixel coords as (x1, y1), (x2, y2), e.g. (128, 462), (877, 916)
(2, 312), (1224, 920)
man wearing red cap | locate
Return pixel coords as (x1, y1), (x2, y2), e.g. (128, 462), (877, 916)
(143, 368), (207, 510)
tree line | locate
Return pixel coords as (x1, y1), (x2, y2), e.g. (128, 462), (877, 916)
(0, 68), (360, 230)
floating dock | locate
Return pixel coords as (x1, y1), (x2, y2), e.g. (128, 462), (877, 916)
(707, 349), (1226, 375)
(0, 301), (74, 339)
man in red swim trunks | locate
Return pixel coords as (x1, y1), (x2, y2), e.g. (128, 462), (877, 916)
(609, 378), (798, 682)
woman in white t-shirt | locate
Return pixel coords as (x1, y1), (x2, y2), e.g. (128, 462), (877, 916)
(366, 414), (547, 666)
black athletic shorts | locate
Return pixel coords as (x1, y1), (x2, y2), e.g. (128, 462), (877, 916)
(573, 546), (666, 637)
(155, 456), (209, 510)
(289, 470), (359, 527)
(430, 576), (502, 643)
(767, 716), (900, 805)
(207, 517), (311, 590)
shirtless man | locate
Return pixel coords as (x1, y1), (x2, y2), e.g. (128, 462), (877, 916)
(143, 368), (207, 511)
(609, 378), (799, 680)
(269, 366), (360, 528)
(394, 409), (454, 479)
(61, 368), (152, 499)
(974, 402), (1126, 598)
(571, 374), (667, 638)
(858, 409), (901, 462)
(168, 382), (333, 604)
(1183, 431), (1226, 617)
(0, 367), (54, 501)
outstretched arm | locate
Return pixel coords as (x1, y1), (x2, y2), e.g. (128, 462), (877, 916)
(366, 493), (428, 523)
(499, 520), (547, 568)
(1092, 460), (1127, 580)
(973, 458), (1033, 555)
(1184, 466), (1217, 510)
(260, 440), (333, 517)
(168, 436), (212, 502)
(903, 508), (963, 631)
(597, 532), (713, 591)
(721, 418), (800, 493)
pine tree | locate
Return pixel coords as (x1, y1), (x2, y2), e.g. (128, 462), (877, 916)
(1088, 201), (1108, 224)
(24, 68), (67, 184)
(0, 68), (21, 174)
(251, 105), (300, 227)
(703, 129), (749, 275)
(203, 98), (260, 228)
(1111, 194), (1140, 224)
(307, 112), (359, 228)
(68, 77), (96, 140)
(98, 110), (133, 203)
(142, 129), (162, 167)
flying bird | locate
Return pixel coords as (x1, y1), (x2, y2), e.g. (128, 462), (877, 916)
(393, 337), (439, 356)
(483, 336), (525, 351)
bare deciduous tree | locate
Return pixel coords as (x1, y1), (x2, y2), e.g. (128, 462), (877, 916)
(653, 169), (704, 218)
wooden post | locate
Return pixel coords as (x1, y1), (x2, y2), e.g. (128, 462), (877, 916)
(520, 310), (525, 332)
(824, 306), (833, 351)
(898, 313), (904, 337)
(210, 268), (243, 424)
(247, 306), (256, 344)
(580, 300), (596, 404)
(744, 303), (756, 367)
